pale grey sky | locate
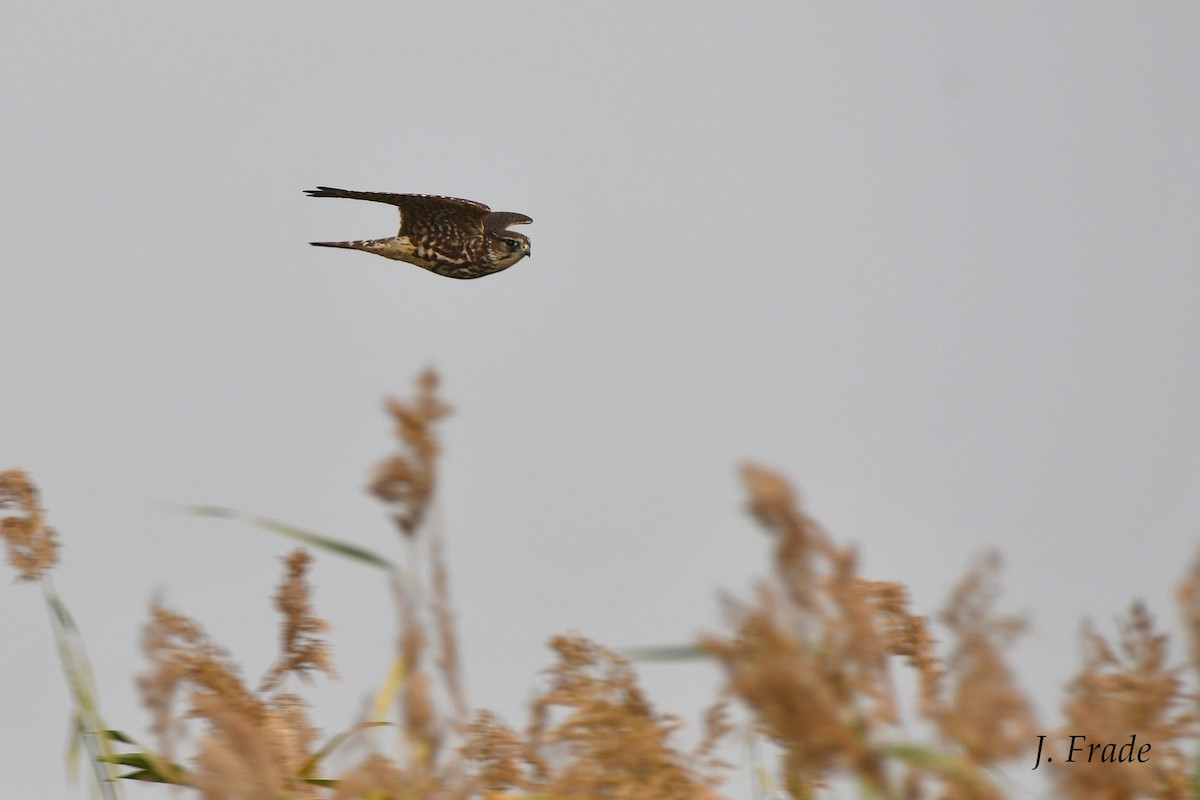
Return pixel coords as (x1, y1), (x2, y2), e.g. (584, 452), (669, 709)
(3, 3), (1198, 797)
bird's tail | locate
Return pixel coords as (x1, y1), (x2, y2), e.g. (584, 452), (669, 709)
(309, 238), (388, 252)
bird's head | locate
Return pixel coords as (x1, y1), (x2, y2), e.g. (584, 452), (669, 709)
(483, 210), (533, 270)
(487, 229), (532, 268)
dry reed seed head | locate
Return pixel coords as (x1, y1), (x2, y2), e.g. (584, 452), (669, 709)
(703, 601), (865, 781)
(139, 602), (242, 756)
(193, 692), (327, 800)
(1177, 555), (1200, 676)
(140, 602), (330, 797)
(736, 476), (898, 716)
(819, 549), (902, 728)
(934, 554), (1035, 765)
(0, 468), (38, 509)
(0, 468), (60, 580)
(431, 531), (468, 721)
(940, 633), (1034, 763)
(714, 470), (1031, 795)
(527, 635), (723, 800)
(740, 464), (811, 560)
(1054, 602), (1196, 800)
(138, 606), (270, 790)
(329, 753), (410, 800)
(862, 580), (943, 718)
(143, 610), (255, 725)
(370, 369), (453, 537)
(739, 463), (836, 613)
(190, 692), (302, 800)
(740, 463), (798, 526)
(269, 692), (319, 759)
(462, 710), (536, 791)
(1177, 553), (1200, 731)
(691, 696), (734, 781)
(139, 605), (195, 757)
(260, 549), (336, 692)
(940, 552), (1025, 647)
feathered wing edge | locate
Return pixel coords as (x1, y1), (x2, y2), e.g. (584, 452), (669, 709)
(483, 211), (533, 233)
(304, 187), (491, 212)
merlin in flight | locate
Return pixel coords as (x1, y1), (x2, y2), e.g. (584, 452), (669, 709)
(306, 187), (533, 279)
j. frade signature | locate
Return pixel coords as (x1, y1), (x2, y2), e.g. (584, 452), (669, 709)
(1032, 734), (1151, 770)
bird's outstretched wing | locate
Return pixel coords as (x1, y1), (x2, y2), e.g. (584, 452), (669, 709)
(305, 187), (492, 238)
(483, 211), (534, 234)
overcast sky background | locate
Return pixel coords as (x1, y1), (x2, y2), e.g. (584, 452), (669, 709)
(3, 3), (1199, 797)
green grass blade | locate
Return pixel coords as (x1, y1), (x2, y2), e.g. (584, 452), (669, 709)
(303, 778), (339, 788)
(101, 730), (138, 746)
(42, 575), (123, 800)
(173, 505), (398, 571)
(621, 643), (710, 662)
(97, 752), (187, 782)
(117, 769), (175, 784)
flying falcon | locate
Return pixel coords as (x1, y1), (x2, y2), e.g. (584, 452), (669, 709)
(306, 187), (533, 279)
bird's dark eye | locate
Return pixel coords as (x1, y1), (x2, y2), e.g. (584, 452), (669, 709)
(505, 239), (520, 249)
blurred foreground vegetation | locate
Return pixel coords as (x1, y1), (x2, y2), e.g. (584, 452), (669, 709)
(4, 370), (1199, 799)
